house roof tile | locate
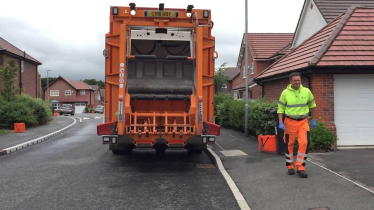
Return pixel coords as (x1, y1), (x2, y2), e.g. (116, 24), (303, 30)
(314, 0), (374, 23)
(256, 6), (374, 80)
(248, 33), (294, 59)
(0, 37), (42, 64)
(222, 67), (240, 80)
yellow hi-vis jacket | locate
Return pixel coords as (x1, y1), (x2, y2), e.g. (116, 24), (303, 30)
(277, 84), (316, 119)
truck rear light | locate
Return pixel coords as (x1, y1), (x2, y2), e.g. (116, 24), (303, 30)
(202, 137), (207, 144)
(103, 137), (110, 142)
(213, 51), (218, 59)
(112, 137), (117, 144)
(208, 137), (215, 142)
(203, 10), (209, 18)
(129, 3), (136, 15)
(112, 7), (119, 15)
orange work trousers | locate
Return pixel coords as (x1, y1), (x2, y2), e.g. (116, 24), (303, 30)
(283, 117), (310, 171)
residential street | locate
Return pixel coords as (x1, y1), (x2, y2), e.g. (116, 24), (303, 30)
(0, 114), (238, 210)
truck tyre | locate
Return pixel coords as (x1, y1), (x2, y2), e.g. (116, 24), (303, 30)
(188, 148), (203, 154)
(112, 150), (121, 154)
(123, 149), (133, 155)
(156, 148), (166, 156)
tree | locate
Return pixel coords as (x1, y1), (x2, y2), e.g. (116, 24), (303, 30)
(214, 62), (229, 93)
(41, 77), (57, 91)
(82, 79), (105, 89)
(0, 60), (22, 102)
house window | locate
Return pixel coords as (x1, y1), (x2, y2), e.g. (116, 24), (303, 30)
(222, 84), (227, 89)
(80, 90), (85, 95)
(65, 90), (72, 95)
(250, 62), (255, 75)
(50, 90), (59, 96)
(52, 103), (60, 110)
(242, 66), (247, 79)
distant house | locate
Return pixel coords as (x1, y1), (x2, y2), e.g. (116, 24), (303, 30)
(221, 67), (239, 95)
(100, 89), (105, 104)
(44, 76), (102, 113)
(232, 33), (293, 100)
(255, 6), (374, 146)
(0, 37), (42, 98)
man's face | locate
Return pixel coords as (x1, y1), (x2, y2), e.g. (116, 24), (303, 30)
(290, 76), (301, 90)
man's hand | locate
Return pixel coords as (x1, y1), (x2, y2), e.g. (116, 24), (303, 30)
(311, 119), (316, 129)
(279, 122), (285, 130)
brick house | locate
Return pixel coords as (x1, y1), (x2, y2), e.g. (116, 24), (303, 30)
(254, 6), (374, 146)
(292, 0), (374, 49)
(221, 67), (239, 95)
(0, 37), (42, 98)
(232, 33), (293, 100)
(100, 89), (105, 104)
(44, 76), (102, 113)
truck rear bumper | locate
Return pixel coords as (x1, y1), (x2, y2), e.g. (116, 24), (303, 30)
(102, 134), (215, 149)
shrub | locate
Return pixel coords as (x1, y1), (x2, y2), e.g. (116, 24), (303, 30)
(216, 96), (234, 127)
(248, 99), (278, 136)
(309, 120), (336, 151)
(0, 95), (52, 129)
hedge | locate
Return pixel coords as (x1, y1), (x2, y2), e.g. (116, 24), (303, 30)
(0, 95), (53, 129)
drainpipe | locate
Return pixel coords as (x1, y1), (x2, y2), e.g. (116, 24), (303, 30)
(257, 82), (264, 98)
(19, 51), (25, 94)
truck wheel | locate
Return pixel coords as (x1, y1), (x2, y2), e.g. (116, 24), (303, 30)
(156, 148), (166, 156)
(188, 149), (203, 154)
(123, 149), (133, 155)
(112, 150), (121, 154)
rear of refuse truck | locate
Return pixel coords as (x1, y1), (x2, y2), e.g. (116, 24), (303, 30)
(97, 3), (220, 155)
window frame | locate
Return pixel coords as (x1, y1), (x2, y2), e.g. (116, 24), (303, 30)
(50, 90), (59, 96)
(65, 90), (72, 96)
(80, 90), (86, 95)
(250, 62), (255, 75)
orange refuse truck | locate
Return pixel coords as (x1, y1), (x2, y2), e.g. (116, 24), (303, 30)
(97, 3), (220, 155)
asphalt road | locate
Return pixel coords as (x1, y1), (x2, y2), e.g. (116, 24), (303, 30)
(0, 115), (239, 210)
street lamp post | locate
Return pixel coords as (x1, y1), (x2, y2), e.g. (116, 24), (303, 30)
(244, 0), (249, 136)
(47, 70), (52, 102)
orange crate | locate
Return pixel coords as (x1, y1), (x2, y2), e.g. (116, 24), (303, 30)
(258, 134), (276, 153)
(14, 123), (25, 133)
(97, 121), (115, 135)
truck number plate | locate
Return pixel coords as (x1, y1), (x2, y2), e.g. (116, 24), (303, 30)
(148, 11), (175, 17)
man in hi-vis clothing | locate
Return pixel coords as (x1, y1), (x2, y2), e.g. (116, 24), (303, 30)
(277, 72), (316, 178)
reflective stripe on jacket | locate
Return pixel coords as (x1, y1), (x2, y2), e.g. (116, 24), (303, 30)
(277, 84), (316, 118)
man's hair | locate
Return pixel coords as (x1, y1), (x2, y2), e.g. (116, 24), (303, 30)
(289, 72), (301, 81)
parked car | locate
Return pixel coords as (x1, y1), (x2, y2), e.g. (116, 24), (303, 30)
(60, 104), (75, 116)
(95, 105), (104, 114)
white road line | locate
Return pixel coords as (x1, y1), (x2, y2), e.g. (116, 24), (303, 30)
(308, 159), (374, 194)
(215, 142), (225, 151)
(76, 117), (82, 122)
(83, 118), (90, 120)
(207, 148), (251, 210)
(94, 117), (102, 119)
(229, 134), (245, 142)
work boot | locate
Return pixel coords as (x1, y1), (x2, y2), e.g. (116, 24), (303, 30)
(288, 169), (295, 175)
(297, 170), (308, 178)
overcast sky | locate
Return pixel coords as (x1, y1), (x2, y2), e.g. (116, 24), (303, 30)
(0, 0), (304, 81)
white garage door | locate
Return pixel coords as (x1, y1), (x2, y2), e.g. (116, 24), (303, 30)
(75, 103), (86, 114)
(334, 75), (374, 146)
